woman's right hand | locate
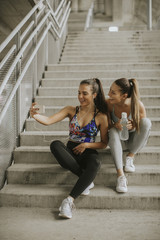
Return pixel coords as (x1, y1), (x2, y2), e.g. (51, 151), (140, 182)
(114, 119), (122, 130)
(30, 102), (39, 118)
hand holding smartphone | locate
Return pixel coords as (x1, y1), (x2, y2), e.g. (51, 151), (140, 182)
(34, 104), (45, 114)
(30, 103), (45, 117)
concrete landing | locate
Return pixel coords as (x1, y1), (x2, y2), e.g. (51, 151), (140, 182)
(0, 207), (159, 240)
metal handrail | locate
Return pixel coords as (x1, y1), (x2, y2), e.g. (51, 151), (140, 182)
(0, 45), (16, 69)
(84, 1), (94, 31)
(0, 0), (71, 124)
(0, 11), (51, 96)
(0, 23), (52, 124)
(0, 0), (44, 53)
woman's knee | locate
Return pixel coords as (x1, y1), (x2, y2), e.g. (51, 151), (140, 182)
(109, 127), (119, 138)
(50, 140), (63, 154)
(140, 118), (152, 131)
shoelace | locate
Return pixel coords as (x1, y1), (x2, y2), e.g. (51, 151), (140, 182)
(63, 199), (76, 211)
(119, 176), (128, 186)
(126, 157), (134, 167)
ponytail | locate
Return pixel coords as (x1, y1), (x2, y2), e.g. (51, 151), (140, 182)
(80, 78), (108, 115)
(129, 79), (140, 132)
(94, 78), (108, 114)
(115, 78), (140, 132)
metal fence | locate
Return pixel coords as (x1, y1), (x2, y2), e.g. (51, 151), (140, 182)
(0, 0), (71, 188)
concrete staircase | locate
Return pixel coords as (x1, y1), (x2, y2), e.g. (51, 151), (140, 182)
(0, 29), (160, 210)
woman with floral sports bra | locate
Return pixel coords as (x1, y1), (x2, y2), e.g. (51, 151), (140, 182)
(106, 78), (151, 193)
(30, 78), (108, 219)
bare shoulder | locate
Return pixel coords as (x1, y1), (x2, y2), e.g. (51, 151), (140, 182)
(96, 112), (108, 127)
(139, 100), (146, 117)
(139, 100), (146, 112)
(63, 106), (76, 116)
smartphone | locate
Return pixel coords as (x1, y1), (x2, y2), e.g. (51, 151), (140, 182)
(34, 105), (45, 114)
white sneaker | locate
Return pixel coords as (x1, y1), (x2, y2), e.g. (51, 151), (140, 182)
(81, 182), (94, 196)
(116, 175), (128, 193)
(59, 197), (75, 219)
(124, 156), (135, 173)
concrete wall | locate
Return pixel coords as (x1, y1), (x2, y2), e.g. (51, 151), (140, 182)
(135, 0), (160, 28)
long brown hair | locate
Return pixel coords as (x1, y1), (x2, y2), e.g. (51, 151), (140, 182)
(80, 78), (108, 115)
(115, 78), (140, 131)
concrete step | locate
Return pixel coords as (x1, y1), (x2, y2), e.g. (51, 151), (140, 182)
(26, 105), (160, 118)
(0, 184), (159, 209)
(38, 86), (160, 96)
(66, 37), (160, 42)
(25, 117), (159, 131)
(64, 46), (160, 51)
(60, 56), (160, 63)
(41, 78), (160, 87)
(13, 146), (160, 165)
(44, 70), (160, 78)
(20, 131), (160, 147)
(47, 63), (160, 71)
(64, 43), (160, 48)
(7, 164), (160, 186)
(67, 30), (160, 35)
(67, 32), (160, 37)
(62, 51), (160, 57)
(35, 95), (160, 106)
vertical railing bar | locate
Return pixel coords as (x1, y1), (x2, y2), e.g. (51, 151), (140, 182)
(147, 0), (152, 31)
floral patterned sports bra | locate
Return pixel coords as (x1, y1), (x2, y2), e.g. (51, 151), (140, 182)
(69, 106), (99, 143)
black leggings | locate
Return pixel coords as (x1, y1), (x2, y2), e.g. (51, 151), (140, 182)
(50, 140), (101, 199)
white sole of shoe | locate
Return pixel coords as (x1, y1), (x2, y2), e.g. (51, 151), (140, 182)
(81, 182), (95, 196)
(116, 188), (128, 193)
(124, 168), (135, 173)
(59, 213), (72, 219)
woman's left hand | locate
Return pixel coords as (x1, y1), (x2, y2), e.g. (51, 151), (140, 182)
(73, 143), (87, 155)
(127, 120), (134, 130)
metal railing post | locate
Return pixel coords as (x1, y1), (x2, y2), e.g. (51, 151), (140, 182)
(45, 18), (49, 66)
(15, 31), (21, 146)
(32, 12), (38, 99)
(147, 0), (152, 31)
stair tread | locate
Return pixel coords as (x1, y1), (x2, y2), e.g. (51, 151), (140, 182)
(7, 163), (160, 173)
(14, 145), (160, 153)
(35, 95), (160, 98)
(26, 117), (160, 122)
(1, 184), (160, 197)
(20, 131), (160, 135)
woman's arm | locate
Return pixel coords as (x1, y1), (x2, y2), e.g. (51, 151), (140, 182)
(73, 113), (108, 155)
(30, 102), (74, 125)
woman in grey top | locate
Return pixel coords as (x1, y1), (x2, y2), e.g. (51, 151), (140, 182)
(106, 78), (151, 193)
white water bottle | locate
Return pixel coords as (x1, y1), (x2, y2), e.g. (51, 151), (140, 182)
(119, 112), (129, 141)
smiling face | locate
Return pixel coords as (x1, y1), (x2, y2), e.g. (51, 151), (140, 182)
(108, 82), (127, 104)
(78, 84), (97, 107)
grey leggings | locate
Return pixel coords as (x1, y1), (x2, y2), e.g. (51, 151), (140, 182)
(108, 118), (152, 170)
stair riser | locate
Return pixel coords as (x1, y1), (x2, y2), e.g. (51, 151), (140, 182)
(47, 64), (160, 71)
(35, 97), (160, 107)
(7, 170), (160, 186)
(64, 43), (160, 47)
(14, 150), (160, 165)
(38, 88), (160, 96)
(60, 58), (160, 63)
(0, 193), (159, 209)
(25, 120), (159, 131)
(41, 79), (160, 87)
(20, 135), (159, 147)
(38, 107), (160, 118)
(44, 71), (160, 78)
(62, 51), (160, 56)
